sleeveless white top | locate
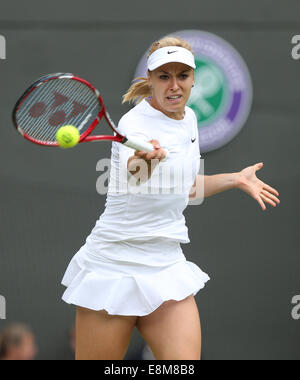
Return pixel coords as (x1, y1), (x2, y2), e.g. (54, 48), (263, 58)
(85, 98), (201, 250)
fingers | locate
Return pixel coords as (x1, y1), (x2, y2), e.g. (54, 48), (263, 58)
(148, 149), (166, 161)
(256, 194), (266, 211)
(134, 140), (166, 161)
(263, 184), (279, 197)
(149, 139), (161, 149)
(260, 189), (280, 206)
(255, 164), (279, 196)
(260, 193), (278, 208)
(135, 149), (166, 161)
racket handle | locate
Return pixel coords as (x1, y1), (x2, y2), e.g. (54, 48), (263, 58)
(123, 136), (169, 162)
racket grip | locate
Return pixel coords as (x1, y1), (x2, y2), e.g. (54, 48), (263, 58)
(123, 136), (169, 162)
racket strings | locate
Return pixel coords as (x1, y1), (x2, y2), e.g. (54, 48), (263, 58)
(16, 78), (100, 143)
(20, 80), (76, 138)
(21, 80), (74, 142)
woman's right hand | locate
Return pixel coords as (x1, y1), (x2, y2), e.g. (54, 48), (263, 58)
(133, 140), (167, 162)
(127, 140), (166, 183)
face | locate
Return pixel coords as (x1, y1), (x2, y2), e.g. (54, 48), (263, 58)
(15, 334), (37, 360)
(148, 62), (194, 120)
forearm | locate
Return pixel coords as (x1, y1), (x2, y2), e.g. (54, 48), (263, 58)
(127, 156), (159, 184)
(190, 173), (241, 199)
(204, 173), (240, 197)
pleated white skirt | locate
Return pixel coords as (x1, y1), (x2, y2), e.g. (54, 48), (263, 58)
(61, 237), (210, 316)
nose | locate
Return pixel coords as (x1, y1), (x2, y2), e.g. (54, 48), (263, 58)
(170, 77), (180, 91)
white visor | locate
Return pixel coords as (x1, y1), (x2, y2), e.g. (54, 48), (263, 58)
(147, 46), (196, 71)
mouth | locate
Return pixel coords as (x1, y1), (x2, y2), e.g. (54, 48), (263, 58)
(166, 95), (182, 104)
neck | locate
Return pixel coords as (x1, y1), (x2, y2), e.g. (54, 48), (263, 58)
(148, 98), (185, 120)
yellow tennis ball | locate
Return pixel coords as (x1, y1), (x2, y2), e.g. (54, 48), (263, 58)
(56, 125), (80, 148)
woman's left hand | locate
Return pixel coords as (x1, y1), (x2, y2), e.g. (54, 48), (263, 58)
(236, 162), (280, 211)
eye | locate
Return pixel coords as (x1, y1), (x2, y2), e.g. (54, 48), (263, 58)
(180, 74), (189, 79)
(159, 75), (169, 80)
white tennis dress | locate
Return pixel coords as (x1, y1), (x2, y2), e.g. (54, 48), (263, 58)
(61, 99), (210, 316)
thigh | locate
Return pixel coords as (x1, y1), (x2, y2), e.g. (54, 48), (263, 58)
(136, 295), (201, 360)
(75, 306), (137, 360)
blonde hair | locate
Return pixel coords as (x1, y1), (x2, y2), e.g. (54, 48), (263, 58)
(122, 36), (194, 104)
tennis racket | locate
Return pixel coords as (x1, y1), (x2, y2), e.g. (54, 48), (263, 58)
(12, 72), (169, 159)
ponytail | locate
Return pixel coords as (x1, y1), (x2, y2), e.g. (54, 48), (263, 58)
(122, 77), (151, 105)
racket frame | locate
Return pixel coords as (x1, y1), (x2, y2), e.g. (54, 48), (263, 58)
(12, 73), (167, 158)
(12, 73), (126, 147)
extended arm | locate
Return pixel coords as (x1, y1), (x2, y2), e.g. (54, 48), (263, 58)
(189, 162), (280, 211)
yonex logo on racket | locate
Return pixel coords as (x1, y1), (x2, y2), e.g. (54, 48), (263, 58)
(0, 295), (6, 319)
(28, 90), (89, 127)
(0, 35), (6, 60)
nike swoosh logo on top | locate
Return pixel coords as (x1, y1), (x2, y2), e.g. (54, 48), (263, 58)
(191, 138), (196, 143)
(168, 51), (177, 54)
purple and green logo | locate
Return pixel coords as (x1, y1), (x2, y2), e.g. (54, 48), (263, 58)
(134, 30), (253, 153)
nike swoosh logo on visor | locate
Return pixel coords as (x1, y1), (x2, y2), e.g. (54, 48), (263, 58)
(168, 51), (177, 54)
(191, 138), (196, 143)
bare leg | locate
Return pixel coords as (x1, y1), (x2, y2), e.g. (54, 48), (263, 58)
(75, 306), (137, 360)
(136, 295), (201, 360)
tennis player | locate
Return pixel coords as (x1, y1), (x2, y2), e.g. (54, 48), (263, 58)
(61, 36), (280, 360)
